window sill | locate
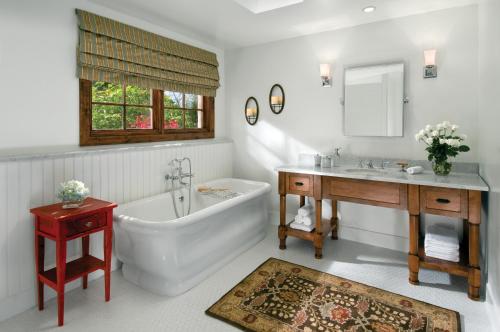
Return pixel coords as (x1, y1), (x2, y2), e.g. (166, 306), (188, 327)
(0, 137), (233, 162)
(82, 129), (214, 146)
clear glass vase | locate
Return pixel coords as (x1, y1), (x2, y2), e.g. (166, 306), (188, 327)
(432, 160), (452, 176)
(62, 198), (85, 209)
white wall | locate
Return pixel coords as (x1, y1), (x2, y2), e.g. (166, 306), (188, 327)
(0, 0), (226, 149)
(478, 0), (500, 323)
(226, 6), (479, 250)
(0, 0), (233, 322)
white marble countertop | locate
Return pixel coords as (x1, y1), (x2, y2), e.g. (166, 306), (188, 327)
(276, 165), (489, 191)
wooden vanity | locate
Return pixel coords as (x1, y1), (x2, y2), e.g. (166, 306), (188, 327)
(277, 166), (488, 300)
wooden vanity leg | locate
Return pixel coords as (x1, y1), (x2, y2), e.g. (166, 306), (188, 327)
(314, 199), (323, 259)
(278, 172), (287, 250)
(331, 200), (338, 240)
(299, 195), (305, 207)
(408, 185), (420, 285)
(279, 194), (287, 250)
(408, 215), (420, 284)
(467, 190), (481, 300)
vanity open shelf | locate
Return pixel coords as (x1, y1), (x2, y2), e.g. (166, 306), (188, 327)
(418, 238), (469, 277)
(284, 219), (333, 242)
(277, 165), (488, 300)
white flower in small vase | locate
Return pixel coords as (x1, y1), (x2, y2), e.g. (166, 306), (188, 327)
(57, 180), (90, 209)
(415, 122), (470, 176)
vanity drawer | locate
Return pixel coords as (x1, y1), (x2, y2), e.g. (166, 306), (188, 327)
(286, 173), (314, 196)
(64, 212), (106, 237)
(323, 177), (407, 209)
(420, 186), (468, 218)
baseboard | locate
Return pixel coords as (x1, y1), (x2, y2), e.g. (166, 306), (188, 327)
(0, 255), (120, 322)
(486, 282), (500, 329)
(338, 224), (408, 252)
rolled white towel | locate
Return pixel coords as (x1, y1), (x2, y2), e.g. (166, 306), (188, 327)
(406, 166), (423, 175)
(298, 204), (314, 217)
(296, 215), (313, 226)
(289, 220), (315, 232)
(294, 215), (303, 224)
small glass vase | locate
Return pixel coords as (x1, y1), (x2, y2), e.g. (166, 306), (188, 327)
(432, 160), (452, 176)
(62, 198), (86, 209)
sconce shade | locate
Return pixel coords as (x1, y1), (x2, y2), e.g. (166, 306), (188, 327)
(424, 49), (436, 66)
(320, 64), (331, 77)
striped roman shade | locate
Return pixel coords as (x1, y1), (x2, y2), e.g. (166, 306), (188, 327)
(76, 9), (220, 96)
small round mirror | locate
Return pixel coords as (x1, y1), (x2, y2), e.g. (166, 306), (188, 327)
(245, 97), (259, 125)
(269, 84), (285, 114)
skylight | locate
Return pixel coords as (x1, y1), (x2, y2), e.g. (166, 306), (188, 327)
(233, 0), (304, 14)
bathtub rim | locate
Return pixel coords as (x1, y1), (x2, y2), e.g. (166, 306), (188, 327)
(113, 177), (271, 228)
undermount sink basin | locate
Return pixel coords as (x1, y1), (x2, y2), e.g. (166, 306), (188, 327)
(344, 168), (385, 175)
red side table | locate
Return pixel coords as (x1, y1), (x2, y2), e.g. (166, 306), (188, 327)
(30, 198), (117, 326)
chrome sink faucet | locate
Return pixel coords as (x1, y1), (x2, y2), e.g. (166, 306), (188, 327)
(367, 160), (374, 169)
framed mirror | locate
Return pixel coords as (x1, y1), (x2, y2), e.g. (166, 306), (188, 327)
(245, 97), (259, 125)
(269, 84), (285, 114)
(344, 63), (405, 137)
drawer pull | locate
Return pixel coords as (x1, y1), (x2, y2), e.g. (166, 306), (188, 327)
(294, 181), (304, 186)
(85, 221), (94, 228)
(436, 198), (451, 204)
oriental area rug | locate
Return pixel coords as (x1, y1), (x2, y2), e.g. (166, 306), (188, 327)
(206, 258), (460, 332)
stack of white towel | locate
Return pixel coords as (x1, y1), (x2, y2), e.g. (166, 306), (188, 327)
(289, 204), (315, 232)
(424, 224), (460, 262)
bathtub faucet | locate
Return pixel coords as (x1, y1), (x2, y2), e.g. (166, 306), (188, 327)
(165, 157), (194, 187)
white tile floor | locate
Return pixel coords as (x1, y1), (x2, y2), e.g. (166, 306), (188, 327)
(0, 226), (495, 331)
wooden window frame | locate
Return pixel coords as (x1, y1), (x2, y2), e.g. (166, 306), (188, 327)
(79, 79), (215, 146)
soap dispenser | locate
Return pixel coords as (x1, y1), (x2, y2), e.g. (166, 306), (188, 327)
(332, 147), (342, 167)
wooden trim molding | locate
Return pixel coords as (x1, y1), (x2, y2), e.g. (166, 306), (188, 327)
(79, 79), (215, 146)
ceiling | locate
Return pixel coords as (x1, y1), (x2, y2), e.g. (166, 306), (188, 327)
(89, 0), (478, 49)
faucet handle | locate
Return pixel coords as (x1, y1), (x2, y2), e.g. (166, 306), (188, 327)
(380, 160), (391, 169)
(358, 159), (365, 168)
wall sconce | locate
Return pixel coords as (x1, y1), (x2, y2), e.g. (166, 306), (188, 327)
(320, 63), (332, 87)
(423, 49), (437, 79)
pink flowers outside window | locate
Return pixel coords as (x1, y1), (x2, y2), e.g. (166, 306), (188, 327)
(164, 119), (179, 129)
(129, 115), (151, 129)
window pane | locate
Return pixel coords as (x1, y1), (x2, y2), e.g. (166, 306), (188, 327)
(185, 111), (202, 129)
(164, 91), (183, 108)
(92, 105), (123, 130)
(126, 107), (152, 129)
(92, 81), (123, 103)
(164, 109), (184, 129)
(185, 94), (202, 109)
(126, 85), (151, 105)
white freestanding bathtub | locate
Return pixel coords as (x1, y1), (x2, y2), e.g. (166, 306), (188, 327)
(113, 178), (271, 296)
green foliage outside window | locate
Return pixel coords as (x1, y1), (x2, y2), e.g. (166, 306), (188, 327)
(91, 82), (201, 130)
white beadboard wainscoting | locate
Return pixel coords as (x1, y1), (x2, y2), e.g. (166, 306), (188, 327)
(0, 138), (233, 321)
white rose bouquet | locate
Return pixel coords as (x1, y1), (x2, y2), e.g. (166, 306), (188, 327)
(415, 121), (470, 175)
(57, 180), (90, 208)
